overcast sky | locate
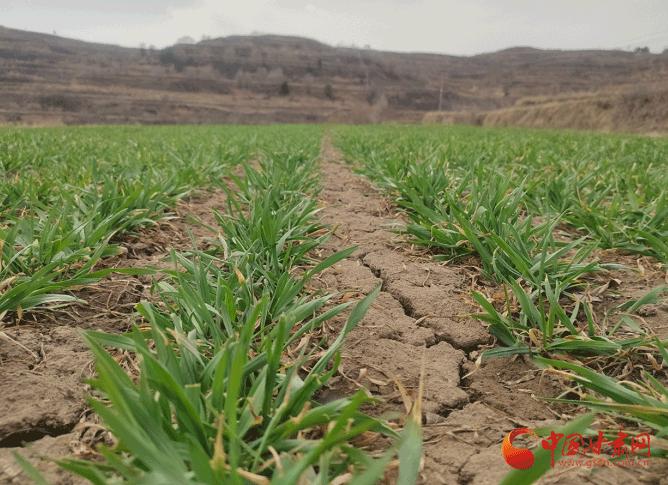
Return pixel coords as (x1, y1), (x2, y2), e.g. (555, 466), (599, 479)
(3, 0), (668, 55)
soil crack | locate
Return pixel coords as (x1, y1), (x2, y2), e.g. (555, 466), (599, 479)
(0, 422), (77, 448)
(317, 134), (471, 438)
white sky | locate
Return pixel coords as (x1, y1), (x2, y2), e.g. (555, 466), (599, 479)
(2, 0), (668, 55)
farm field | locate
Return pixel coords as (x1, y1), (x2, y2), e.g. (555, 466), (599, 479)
(0, 124), (667, 484)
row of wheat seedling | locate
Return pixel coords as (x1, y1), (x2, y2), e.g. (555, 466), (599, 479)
(19, 138), (420, 483)
(335, 125), (668, 466)
(338, 125), (667, 263)
(0, 126), (254, 320)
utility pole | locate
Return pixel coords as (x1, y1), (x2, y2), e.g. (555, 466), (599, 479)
(438, 74), (444, 112)
(358, 49), (370, 90)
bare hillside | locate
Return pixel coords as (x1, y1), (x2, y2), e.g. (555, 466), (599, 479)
(1, 26), (667, 130)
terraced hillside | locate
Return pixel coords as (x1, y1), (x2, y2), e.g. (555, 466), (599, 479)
(1, 26), (667, 131)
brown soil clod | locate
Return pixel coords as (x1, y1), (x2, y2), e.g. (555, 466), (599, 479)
(0, 433), (86, 484)
(0, 326), (90, 449)
(362, 250), (491, 351)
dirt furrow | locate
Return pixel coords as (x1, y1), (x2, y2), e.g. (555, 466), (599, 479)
(314, 137), (523, 482)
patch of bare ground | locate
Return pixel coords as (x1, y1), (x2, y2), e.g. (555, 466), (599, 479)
(595, 251), (668, 339)
(0, 190), (226, 484)
(315, 136), (668, 483)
